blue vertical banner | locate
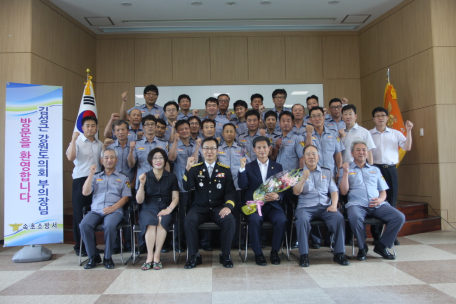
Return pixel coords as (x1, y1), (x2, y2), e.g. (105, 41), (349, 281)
(4, 82), (63, 246)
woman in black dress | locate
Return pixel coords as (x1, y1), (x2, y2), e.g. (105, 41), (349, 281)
(136, 148), (179, 270)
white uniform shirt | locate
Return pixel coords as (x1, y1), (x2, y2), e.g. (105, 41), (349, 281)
(67, 134), (103, 179)
(370, 127), (406, 165)
(341, 123), (376, 163)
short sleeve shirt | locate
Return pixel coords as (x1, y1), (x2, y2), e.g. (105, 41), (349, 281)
(91, 170), (131, 215)
(237, 130), (262, 161)
(369, 127), (406, 165)
(128, 103), (165, 120)
(276, 132), (305, 171)
(169, 139), (197, 192)
(217, 142), (251, 190)
(133, 137), (169, 188)
(341, 123), (376, 163)
(67, 134), (103, 179)
(297, 165), (338, 209)
(108, 139), (135, 182)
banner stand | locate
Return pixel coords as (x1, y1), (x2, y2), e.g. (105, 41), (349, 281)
(12, 245), (52, 263)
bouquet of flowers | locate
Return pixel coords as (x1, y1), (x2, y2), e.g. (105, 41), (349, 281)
(242, 169), (302, 216)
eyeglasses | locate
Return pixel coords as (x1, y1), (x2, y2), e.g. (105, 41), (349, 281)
(219, 99), (229, 103)
(202, 147), (217, 151)
(152, 157), (164, 161)
(144, 123), (155, 127)
(145, 92), (157, 97)
(329, 105), (342, 110)
(310, 114), (324, 119)
(374, 114), (388, 118)
(166, 108), (177, 113)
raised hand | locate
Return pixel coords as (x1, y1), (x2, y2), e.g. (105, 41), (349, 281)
(103, 138), (114, 147)
(302, 169), (310, 179)
(226, 111), (232, 120)
(121, 91), (127, 103)
(174, 133), (180, 142)
(259, 129), (266, 136)
(187, 156), (196, 170)
(259, 105), (265, 113)
(72, 131), (80, 141)
(195, 138), (202, 147)
(275, 138), (282, 149)
(405, 120), (413, 131)
(129, 141), (136, 150)
(111, 113), (120, 121)
(306, 124), (314, 134)
(338, 129), (345, 138)
(154, 114), (160, 119)
(192, 109), (200, 116)
(341, 97), (348, 105)
(89, 164), (97, 175)
(136, 131), (144, 140)
(240, 157), (247, 169)
(342, 162), (349, 173)
(138, 172), (146, 185)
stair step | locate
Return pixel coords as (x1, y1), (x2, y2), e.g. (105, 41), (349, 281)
(364, 216), (441, 238)
(397, 202), (428, 221)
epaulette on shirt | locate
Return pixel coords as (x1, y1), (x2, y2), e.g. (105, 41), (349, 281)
(217, 162), (230, 169)
(192, 162), (203, 168)
(119, 172), (128, 177)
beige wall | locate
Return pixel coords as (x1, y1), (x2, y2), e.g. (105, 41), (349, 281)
(358, 0), (456, 229)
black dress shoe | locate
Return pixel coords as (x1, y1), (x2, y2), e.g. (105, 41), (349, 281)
(299, 254), (309, 267)
(357, 244), (369, 261)
(202, 245), (213, 252)
(184, 255), (202, 269)
(270, 250), (281, 265)
(84, 255), (102, 269)
(219, 254), (234, 268)
(103, 257), (115, 269)
(311, 242), (321, 249)
(373, 244), (396, 260)
(394, 239), (400, 246)
(75, 249), (88, 257)
(291, 241), (299, 249)
(333, 253), (350, 266)
(113, 248), (121, 255)
(255, 254), (267, 266)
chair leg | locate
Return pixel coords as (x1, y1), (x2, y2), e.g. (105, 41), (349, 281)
(172, 226), (176, 264)
(352, 235), (355, 259)
(244, 225), (249, 263)
(120, 228), (124, 265)
(330, 234), (334, 253)
(289, 222), (299, 262)
(123, 226), (134, 265)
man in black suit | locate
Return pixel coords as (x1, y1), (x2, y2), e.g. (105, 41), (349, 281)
(238, 136), (287, 266)
(183, 137), (237, 269)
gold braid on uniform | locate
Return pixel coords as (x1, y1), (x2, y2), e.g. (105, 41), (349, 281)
(225, 200), (235, 207)
(192, 162), (203, 167)
(217, 162), (230, 168)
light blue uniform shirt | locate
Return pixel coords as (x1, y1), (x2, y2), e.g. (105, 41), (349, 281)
(304, 113), (332, 125)
(291, 123), (307, 136)
(111, 126), (144, 142)
(303, 126), (344, 176)
(132, 137), (169, 188)
(297, 165), (338, 209)
(338, 162), (389, 209)
(238, 129), (262, 161)
(276, 132), (305, 171)
(163, 119), (174, 142)
(203, 116), (231, 138)
(264, 131), (282, 149)
(265, 107), (291, 132)
(325, 117), (346, 132)
(217, 141), (251, 190)
(169, 139), (197, 192)
(108, 139), (135, 182)
(91, 170), (131, 215)
(217, 111), (236, 120)
(230, 118), (248, 137)
(177, 112), (193, 121)
(128, 103), (165, 120)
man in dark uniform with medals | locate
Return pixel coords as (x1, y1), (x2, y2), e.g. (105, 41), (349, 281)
(183, 137), (237, 269)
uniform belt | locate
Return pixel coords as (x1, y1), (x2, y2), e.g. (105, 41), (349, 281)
(375, 164), (396, 168)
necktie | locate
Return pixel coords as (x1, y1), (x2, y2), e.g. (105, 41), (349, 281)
(208, 166), (213, 177)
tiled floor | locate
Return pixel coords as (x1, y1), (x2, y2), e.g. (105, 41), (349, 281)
(1, 230), (456, 303)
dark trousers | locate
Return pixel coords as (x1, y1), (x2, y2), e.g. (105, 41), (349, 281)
(185, 206), (236, 256)
(371, 165), (398, 240)
(174, 192), (188, 248)
(248, 204), (287, 255)
(231, 190), (243, 246)
(72, 176), (93, 250)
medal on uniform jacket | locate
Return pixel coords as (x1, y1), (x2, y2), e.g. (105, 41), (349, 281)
(199, 182), (204, 187)
(217, 183), (222, 189)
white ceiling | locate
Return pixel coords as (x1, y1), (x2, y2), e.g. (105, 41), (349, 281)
(50, 0), (403, 34)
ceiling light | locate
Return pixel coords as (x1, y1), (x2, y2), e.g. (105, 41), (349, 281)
(227, 1), (236, 5)
(121, 1), (132, 6)
(328, 1), (339, 4)
(260, 0), (271, 5)
(191, 1), (202, 5)
(291, 91), (309, 95)
(213, 93), (230, 97)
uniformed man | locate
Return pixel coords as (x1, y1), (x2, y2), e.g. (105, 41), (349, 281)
(168, 120), (200, 251)
(272, 111), (305, 171)
(264, 111), (281, 149)
(340, 104), (376, 165)
(163, 101), (179, 141)
(105, 120), (134, 253)
(238, 110), (263, 161)
(125, 84), (165, 119)
(66, 116), (103, 256)
(339, 139), (405, 261)
(325, 98), (346, 132)
(369, 107), (413, 245)
(291, 104), (307, 135)
(250, 93), (264, 112)
(217, 94), (236, 120)
(188, 116), (204, 144)
(268, 89), (291, 132)
(303, 95), (331, 124)
(104, 109), (144, 141)
(127, 115), (169, 189)
(292, 145), (349, 267)
(202, 97), (230, 138)
(183, 137), (237, 269)
(80, 148), (131, 269)
(230, 100), (248, 136)
(155, 118), (169, 141)
(177, 94), (194, 121)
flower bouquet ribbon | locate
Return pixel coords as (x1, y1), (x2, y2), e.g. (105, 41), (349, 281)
(241, 201), (264, 216)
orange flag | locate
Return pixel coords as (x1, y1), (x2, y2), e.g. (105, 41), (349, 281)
(383, 82), (406, 167)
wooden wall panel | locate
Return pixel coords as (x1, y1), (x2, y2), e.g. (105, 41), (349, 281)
(135, 38), (173, 83)
(172, 38), (210, 82)
(405, 48), (436, 109)
(285, 36), (323, 80)
(359, 26), (379, 77)
(96, 39), (135, 83)
(62, 119), (75, 173)
(324, 79), (362, 122)
(0, 0), (32, 53)
(248, 37), (286, 81)
(433, 48), (456, 105)
(322, 36), (359, 79)
(210, 37), (248, 82)
(377, 10), (406, 69)
(439, 163), (456, 223)
(360, 70), (384, 120)
(431, 0), (456, 47)
(401, 0), (433, 58)
(436, 105), (456, 163)
(96, 82), (135, 126)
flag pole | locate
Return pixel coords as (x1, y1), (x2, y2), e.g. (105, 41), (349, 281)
(86, 68), (90, 79)
(387, 68), (390, 84)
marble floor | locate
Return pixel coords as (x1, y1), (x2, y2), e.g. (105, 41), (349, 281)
(1, 230), (456, 303)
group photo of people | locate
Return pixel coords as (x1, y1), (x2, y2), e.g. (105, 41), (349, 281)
(68, 84), (414, 271)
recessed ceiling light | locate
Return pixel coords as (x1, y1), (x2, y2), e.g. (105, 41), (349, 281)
(191, 1), (202, 5)
(121, 1), (132, 6)
(260, 0), (271, 5)
(291, 91), (309, 95)
(328, 1), (339, 4)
